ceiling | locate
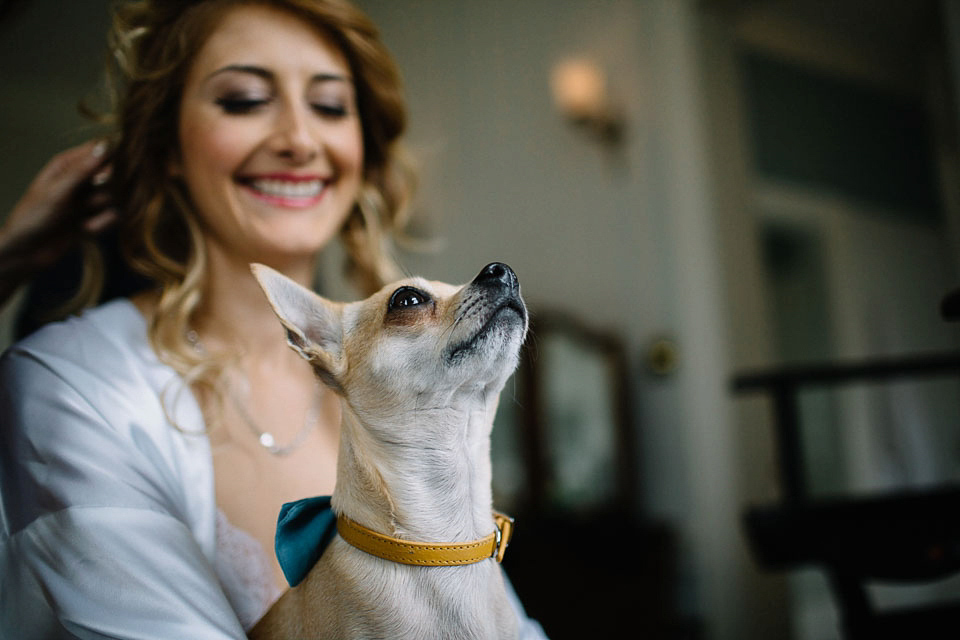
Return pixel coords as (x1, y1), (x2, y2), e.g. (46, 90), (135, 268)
(703, 0), (944, 93)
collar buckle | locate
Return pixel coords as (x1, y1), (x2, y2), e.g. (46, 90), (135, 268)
(491, 511), (515, 563)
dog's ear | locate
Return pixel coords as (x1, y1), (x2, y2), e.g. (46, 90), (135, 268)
(251, 264), (346, 391)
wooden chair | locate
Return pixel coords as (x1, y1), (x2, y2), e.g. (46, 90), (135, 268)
(733, 352), (960, 639)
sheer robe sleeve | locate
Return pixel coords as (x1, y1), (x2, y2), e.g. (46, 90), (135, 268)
(0, 319), (246, 639)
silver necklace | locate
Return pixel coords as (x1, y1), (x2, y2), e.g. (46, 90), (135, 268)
(229, 388), (319, 456)
(186, 329), (319, 457)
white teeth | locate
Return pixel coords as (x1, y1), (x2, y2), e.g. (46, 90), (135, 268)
(249, 179), (324, 199)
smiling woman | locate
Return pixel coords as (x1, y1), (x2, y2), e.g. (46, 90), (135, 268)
(174, 4), (364, 278)
(0, 0), (545, 637)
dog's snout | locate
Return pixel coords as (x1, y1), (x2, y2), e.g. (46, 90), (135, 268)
(473, 262), (518, 292)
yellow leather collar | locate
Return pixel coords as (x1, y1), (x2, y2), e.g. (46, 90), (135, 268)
(336, 512), (514, 566)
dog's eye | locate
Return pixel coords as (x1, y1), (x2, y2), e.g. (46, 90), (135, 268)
(388, 287), (430, 311)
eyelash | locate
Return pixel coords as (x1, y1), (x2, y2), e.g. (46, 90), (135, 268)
(313, 104), (348, 118)
(214, 97), (349, 118)
(215, 97), (267, 114)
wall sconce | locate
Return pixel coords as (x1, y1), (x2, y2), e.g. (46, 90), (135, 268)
(550, 58), (624, 147)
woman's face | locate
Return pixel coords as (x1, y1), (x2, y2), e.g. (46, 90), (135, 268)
(177, 4), (363, 271)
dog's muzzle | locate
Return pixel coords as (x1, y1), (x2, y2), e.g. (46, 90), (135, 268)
(446, 263), (527, 363)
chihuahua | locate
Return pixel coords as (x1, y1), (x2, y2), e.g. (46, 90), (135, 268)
(249, 262), (528, 639)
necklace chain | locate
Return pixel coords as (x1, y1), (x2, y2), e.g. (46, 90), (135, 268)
(229, 387), (319, 456)
(186, 329), (319, 456)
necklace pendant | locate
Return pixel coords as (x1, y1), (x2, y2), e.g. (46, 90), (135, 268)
(187, 328), (319, 457)
(259, 433), (276, 449)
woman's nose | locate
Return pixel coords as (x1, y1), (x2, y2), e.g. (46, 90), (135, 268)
(269, 102), (320, 163)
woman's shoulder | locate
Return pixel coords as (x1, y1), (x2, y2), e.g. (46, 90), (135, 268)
(5, 297), (152, 370)
(0, 297), (209, 515)
(0, 297), (216, 572)
(0, 297), (180, 421)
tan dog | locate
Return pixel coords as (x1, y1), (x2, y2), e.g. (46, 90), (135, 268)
(249, 262), (528, 639)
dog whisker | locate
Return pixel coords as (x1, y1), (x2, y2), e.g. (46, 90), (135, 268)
(438, 318), (459, 344)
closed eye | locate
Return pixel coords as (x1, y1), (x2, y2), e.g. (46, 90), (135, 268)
(312, 103), (349, 118)
(215, 96), (270, 114)
(388, 287), (431, 311)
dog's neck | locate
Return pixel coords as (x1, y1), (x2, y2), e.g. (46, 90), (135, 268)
(330, 385), (501, 545)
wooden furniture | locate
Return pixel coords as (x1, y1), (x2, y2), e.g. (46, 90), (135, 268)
(733, 353), (960, 639)
(499, 311), (688, 639)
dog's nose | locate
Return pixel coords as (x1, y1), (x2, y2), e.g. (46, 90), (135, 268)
(473, 262), (518, 292)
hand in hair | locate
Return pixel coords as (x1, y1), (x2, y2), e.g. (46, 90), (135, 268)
(0, 139), (117, 307)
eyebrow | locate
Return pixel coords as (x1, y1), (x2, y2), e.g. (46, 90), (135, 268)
(205, 64), (351, 84)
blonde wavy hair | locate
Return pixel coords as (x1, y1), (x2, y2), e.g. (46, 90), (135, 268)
(99, 0), (413, 425)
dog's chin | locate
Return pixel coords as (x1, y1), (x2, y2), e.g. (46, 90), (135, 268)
(445, 301), (527, 366)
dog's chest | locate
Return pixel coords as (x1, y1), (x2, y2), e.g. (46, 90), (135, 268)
(312, 546), (517, 639)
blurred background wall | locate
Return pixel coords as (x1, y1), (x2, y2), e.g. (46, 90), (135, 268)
(3, 1), (960, 638)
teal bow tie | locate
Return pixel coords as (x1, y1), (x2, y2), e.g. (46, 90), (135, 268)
(274, 496), (338, 587)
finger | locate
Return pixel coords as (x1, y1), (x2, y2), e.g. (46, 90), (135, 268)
(82, 209), (118, 234)
(4, 140), (112, 240)
(90, 164), (112, 187)
(83, 190), (115, 213)
(42, 139), (107, 180)
(29, 140), (109, 201)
